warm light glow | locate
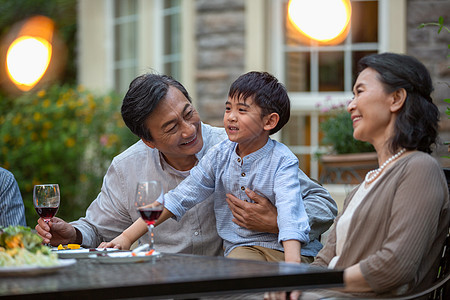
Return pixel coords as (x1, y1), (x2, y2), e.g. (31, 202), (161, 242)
(6, 36), (52, 91)
(288, 0), (351, 44)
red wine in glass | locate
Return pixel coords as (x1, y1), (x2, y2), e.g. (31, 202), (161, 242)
(35, 207), (59, 221)
(135, 181), (164, 251)
(139, 208), (162, 226)
(33, 184), (60, 224)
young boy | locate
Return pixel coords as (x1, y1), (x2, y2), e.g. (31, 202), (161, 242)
(107, 71), (310, 263)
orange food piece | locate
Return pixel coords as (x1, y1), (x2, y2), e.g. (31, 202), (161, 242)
(145, 249), (155, 256)
(67, 244), (80, 249)
(57, 244), (65, 250)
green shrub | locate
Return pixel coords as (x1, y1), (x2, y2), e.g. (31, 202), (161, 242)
(319, 102), (374, 155)
(0, 85), (137, 226)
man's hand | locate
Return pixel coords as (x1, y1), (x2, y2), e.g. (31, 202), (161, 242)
(35, 217), (78, 246)
(226, 188), (278, 233)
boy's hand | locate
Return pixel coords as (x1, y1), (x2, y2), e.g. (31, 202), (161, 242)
(226, 188), (278, 233)
(98, 241), (124, 249)
(98, 235), (132, 250)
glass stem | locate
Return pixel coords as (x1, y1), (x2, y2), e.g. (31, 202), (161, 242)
(148, 224), (155, 250)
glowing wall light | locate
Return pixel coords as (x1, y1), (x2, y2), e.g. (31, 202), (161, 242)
(288, 0), (351, 45)
(4, 15), (55, 92)
(6, 36), (52, 91)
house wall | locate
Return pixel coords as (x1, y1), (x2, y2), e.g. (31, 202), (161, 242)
(407, 0), (450, 167)
(194, 0), (246, 127)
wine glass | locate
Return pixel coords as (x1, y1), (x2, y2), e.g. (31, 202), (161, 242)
(33, 184), (60, 223)
(135, 181), (164, 251)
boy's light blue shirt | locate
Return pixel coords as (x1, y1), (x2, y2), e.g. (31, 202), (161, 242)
(164, 138), (310, 256)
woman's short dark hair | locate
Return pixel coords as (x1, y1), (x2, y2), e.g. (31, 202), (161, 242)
(121, 73), (191, 141)
(357, 52), (439, 154)
(228, 71), (290, 135)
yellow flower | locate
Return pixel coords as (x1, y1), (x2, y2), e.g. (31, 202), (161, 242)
(42, 99), (51, 108)
(65, 137), (76, 148)
(41, 131), (48, 139)
(31, 132), (38, 141)
(37, 90), (46, 98)
(3, 134), (11, 143)
(80, 174), (87, 182)
(77, 85), (85, 93)
(104, 96), (111, 105)
(17, 137), (24, 146)
(43, 121), (52, 130)
(33, 112), (41, 121)
(12, 114), (21, 125)
(56, 99), (63, 107)
(108, 134), (119, 146)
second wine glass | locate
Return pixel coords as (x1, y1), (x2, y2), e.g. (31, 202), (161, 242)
(135, 181), (164, 251)
(33, 184), (60, 223)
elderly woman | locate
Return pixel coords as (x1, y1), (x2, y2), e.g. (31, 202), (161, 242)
(272, 53), (449, 300)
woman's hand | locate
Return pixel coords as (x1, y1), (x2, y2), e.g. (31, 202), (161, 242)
(226, 188), (278, 233)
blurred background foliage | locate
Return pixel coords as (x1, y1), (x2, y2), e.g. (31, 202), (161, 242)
(0, 0), (137, 225)
(0, 85), (137, 226)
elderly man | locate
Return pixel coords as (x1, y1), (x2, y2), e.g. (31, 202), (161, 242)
(36, 74), (337, 261)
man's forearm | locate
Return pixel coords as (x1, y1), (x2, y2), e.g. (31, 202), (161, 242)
(74, 228), (83, 244)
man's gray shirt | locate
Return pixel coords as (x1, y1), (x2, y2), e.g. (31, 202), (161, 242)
(71, 123), (337, 256)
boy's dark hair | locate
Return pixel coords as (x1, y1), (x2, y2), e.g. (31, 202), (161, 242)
(357, 52), (439, 154)
(121, 73), (191, 141)
(228, 71), (290, 134)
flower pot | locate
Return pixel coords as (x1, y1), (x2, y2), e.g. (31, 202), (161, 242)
(319, 152), (378, 184)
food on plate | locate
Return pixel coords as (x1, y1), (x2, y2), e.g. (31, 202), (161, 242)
(57, 243), (81, 250)
(0, 225), (58, 267)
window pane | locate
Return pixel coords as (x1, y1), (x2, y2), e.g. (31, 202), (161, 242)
(286, 52), (310, 92)
(165, 0), (180, 9)
(282, 114), (312, 174)
(164, 62), (180, 81)
(114, 0), (137, 17)
(351, 1), (378, 43)
(318, 52), (344, 91)
(115, 66), (136, 94)
(114, 22), (137, 61)
(164, 14), (180, 56)
(352, 50), (377, 84)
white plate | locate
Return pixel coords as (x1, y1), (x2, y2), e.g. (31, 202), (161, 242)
(53, 247), (119, 259)
(0, 259), (76, 277)
(88, 251), (161, 264)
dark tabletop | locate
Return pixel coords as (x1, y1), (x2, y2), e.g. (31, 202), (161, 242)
(0, 253), (343, 299)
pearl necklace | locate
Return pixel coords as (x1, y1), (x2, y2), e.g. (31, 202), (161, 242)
(365, 148), (406, 184)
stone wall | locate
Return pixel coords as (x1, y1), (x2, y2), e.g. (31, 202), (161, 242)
(407, 0), (450, 166)
(195, 0), (246, 127)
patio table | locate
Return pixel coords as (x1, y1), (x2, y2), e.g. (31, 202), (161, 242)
(0, 252), (343, 299)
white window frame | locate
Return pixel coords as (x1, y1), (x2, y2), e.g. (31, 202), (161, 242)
(270, 0), (406, 179)
(105, 0), (139, 94)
